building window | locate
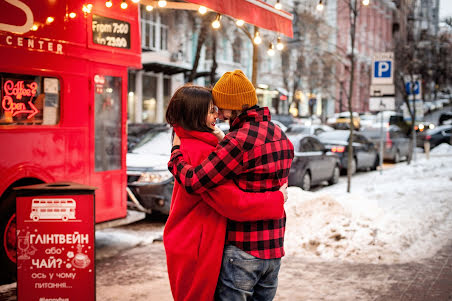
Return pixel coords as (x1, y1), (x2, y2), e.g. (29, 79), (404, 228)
(142, 74), (157, 123)
(232, 36), (242, 63)
(140, 5), (168, 51)
(94, 75), (122, 171)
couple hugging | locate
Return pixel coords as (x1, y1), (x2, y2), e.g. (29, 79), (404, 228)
(163, 69), (294, 301)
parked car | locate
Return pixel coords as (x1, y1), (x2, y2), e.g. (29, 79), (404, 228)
(127, 126), (174, 215)
(317, 130), (379, 174)
(327, 112), (360, 130)
(359, 113), (377, 129)
(272, 114), (296, 127)
(439, 112), (452, 125)
(361, 125), (410, 163)
(272, 119), (288, 132)
(286, 124), (334, 136)
(417, 125), (452, 149)
(288, 135), (340, 191)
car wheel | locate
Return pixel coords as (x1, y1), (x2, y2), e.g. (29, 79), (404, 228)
(328, 166), (340, 185)
(301, 171), (311, 191)
(349, 158), (357, 175)
(394, 150), (400, 163)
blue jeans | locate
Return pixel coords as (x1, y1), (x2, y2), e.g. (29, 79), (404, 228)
(215, 245), (281, 301)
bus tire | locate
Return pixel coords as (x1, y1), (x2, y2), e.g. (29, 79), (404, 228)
(0, 190), (17, 284)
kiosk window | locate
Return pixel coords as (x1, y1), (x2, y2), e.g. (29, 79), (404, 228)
(94, 75), (122, 171)
(0, 73), (60, 125)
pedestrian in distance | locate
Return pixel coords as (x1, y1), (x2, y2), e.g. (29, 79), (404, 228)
(168, 70), (295, 300)
(163, 84), (288, 301)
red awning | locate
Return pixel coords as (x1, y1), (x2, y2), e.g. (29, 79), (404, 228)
(185, 0), (293, 38)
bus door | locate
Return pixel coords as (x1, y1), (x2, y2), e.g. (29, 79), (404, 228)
(89, 63), (128, 223)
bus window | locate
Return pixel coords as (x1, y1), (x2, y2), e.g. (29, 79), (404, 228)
(94, 75), (122, 172)
(0, 73), (60, 125)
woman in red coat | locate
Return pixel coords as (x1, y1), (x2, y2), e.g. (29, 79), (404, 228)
(164, 85), (286, 301)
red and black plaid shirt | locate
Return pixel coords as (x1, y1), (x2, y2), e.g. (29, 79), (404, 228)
(168, 106), (294, 259)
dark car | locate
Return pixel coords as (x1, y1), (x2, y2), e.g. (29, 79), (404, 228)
(417, 125), (452, 149)
(361, 125), (410, 163)
(127, 126), (174, 215)
(288, 135), (341, 191)
(439, 112), (452, 126)
(317, 130), (379, 174)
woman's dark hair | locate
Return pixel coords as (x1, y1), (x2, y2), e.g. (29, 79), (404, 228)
(166, 84), (213, 132)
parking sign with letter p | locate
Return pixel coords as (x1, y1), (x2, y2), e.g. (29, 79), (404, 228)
(371, 52), (394, 85)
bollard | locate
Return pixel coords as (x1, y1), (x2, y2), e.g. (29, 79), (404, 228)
(15, 182), (96, 301)
(424, 141), (430, 160)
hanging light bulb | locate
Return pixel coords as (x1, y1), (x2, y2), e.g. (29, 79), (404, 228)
(267, 43), (275, 56)
(236, 19), (245, 26)
(212, 14), (221, 29)
(121, 0), (128, 9)
(198, 6), (207, 14)
(46, 16), (55, 24)
(316, 0), (324, 11)
(82, 4), (93, 13)
(105, 0), (112, 7)
(132, 0), (140, 3)
(253, 31), (262, 45)
(275, 0), (282, 10)
(69, 12), (77, 18)
(362, 0), (370, 5)
(31, 24), (38, 31)
(158, 0), (167, 7)
(146, 5), (153, 11)
(276, 37), (284, 50)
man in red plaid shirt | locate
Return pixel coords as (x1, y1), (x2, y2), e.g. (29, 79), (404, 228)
(169, 70), (294, 300)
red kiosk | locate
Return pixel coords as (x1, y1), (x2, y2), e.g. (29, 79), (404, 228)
(15, 182), (96, 301)
(0, 0), (141, 284)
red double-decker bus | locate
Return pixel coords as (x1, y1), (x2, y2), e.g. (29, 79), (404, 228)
(0, 0), (141, 283)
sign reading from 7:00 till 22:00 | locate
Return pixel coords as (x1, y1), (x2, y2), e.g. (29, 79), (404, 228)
(92, 15), (131, 49)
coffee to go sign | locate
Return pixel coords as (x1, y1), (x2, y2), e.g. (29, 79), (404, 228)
(15, 183), (96, 301)
(92, 14), (131, 49)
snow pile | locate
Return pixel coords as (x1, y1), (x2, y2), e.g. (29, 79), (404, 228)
(431, 143), (452, 154)
(285, 153), (452, 264)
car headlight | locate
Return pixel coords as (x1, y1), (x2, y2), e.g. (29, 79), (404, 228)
(137, 170), (172, 183)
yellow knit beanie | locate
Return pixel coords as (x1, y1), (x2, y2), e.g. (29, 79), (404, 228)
(212, 70), (258, 110)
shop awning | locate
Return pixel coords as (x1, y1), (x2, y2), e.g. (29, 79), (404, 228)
(184, 0), (293, 38)
(143, 61), (192, 75)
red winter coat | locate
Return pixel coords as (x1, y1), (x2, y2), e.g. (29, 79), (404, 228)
(163, 127), (285, 301)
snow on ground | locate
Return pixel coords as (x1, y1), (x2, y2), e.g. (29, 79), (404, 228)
(285, 145), (452, 264)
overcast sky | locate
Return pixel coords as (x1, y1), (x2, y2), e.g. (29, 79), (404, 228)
(440, 0), (452, 20)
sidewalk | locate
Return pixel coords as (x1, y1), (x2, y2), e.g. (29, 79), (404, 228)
(1, 240), (451, 301)
(275, 240), (452, 300)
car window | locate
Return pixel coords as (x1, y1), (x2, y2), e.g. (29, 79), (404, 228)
(353, 134), (367, 144)
(445, 129), (452, 134)
(299, 138), (313, 152)
(310, 138), (324, 151)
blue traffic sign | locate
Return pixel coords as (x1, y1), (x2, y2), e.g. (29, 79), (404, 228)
(374, 61), (392, 78)
(405, 81), (420, 95)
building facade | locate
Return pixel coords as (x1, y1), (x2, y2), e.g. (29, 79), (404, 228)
(333, 0), (395, 113)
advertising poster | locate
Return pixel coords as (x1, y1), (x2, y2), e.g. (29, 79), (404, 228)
(16, 193), (95, 301)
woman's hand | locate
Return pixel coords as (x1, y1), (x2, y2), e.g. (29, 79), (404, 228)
(172, 132), (181, 147)
(279, 183), (288, 203)
(212, 125), (225, 141)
